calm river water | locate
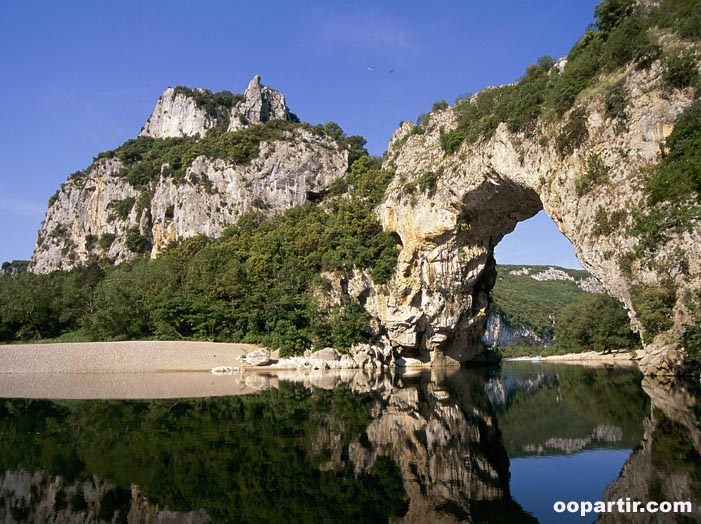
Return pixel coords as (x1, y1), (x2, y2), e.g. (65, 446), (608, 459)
(0, 362), (699, 523)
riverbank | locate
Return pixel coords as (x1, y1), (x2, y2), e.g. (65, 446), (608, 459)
(504, 350), (643, 366)
(0, 340), (398, 399)
(0, 341), (643, 375)
(0, 341), (260, 373)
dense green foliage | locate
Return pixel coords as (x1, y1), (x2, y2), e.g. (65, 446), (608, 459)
(631, 286), (676, 342)
(555, 293), (640, 352)
(644, 100), (701, 206)
(173, 86), (245, 120)
(0, 265), (101, 341)
(439, 0), (700, 155)
(124, 227), (150, 253)
(78, 119), (369, 193)
(98, 233), (116, 250)
(555, 108), (589, 156)
(604, 78), (628, 120)
(0, 155), (398, 355)
(495, 344), (573, 358)
(650, 409), (701, 501)
(663, 52), (700, 89)
(446, 58), (553, 150)
(490, 265), (592, 340)
(110, 197), (135, 221)
(0, 260), (28, 277)
(593, 206), (628, 236)
(683, 290), (701, 361)
(0, 385), (409, 523)
(90, 120), (327, 188)
(490, 265), (639, 354)
(575, 153), (609, 196)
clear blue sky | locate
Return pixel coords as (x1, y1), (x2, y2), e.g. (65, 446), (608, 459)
(0, 0), (596, 268)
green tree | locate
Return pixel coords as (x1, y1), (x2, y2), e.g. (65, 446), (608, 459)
(555, 293), (640, 353)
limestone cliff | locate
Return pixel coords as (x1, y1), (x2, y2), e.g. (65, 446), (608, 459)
(140, 75), (290, 139)
(30, 76), (348, 273)
(481, 310), (550, 348)
(359, 33), (701, 374)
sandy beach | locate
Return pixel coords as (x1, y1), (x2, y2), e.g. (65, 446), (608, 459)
(504, 350), (642, 366)
(0, 340), (259, 374)
(0, 341), (270, 399)
(0, 341), (644, 399)
(0, 341), (396, 399)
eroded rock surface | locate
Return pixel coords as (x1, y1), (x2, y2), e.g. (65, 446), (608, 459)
(310, 368), (536, 524)
(365, 57), (701, 374)
(30, 76), (348, 273)
(140, 75), (290, 139)
(0, 471), (210, 524)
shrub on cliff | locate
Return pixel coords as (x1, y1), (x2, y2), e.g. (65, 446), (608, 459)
(440, 0), (698, 155)
(631, 287), (676, 343)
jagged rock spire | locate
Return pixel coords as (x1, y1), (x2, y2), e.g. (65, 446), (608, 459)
(140, 76), (290, 139)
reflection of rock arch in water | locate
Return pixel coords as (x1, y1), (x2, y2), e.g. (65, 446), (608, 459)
(306, 367), (536, 524)
(4, 366), (696, 523)
(598, 378), (701, 524)
(0, 368), (536, 524)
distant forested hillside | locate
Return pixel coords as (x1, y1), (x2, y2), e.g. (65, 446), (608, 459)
(489, 265), (640, 355)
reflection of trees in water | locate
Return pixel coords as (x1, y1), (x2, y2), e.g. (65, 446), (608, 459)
(488, 364), (649, 457)
(0, 368), (535, 524)
(6, 366), (694, 524)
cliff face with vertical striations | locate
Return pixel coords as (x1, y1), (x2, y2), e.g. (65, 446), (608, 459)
(30, 76), (348, 273)
(0, 470), (211, 524)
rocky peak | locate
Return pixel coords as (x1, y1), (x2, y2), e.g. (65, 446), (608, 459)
(228, 74), (289, 131)
(140, 87), (215, 139)
(140, 75), (291, 139)
(30, 76), (348, 274)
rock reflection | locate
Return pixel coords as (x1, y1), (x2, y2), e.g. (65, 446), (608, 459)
(0, 367), (536, 524)
(239, 366), (537, 523)
(598, 377), (701, 523)
(326, 368), (536, 523)
(8, 364), (693, 524)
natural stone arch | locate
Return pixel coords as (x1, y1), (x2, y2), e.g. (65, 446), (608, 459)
(377, 170), (544, 365)
(359, 76), (700, 375)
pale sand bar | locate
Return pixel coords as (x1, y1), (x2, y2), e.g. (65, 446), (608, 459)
(0, 341), (258, 373)
(0, 341), (267, 399)
(504, 350), (642, 366)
